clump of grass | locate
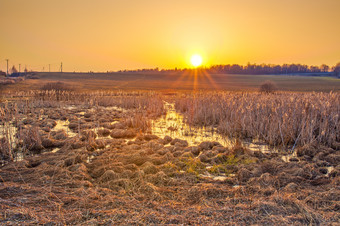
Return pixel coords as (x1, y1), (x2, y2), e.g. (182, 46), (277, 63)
(123, 113), (151, 132)
(224, 153), (257, 165)
(20, 126), (43, 154)
(207, 164), (232, 175)
(181, 157), (206, 175)
(162, 161), (179, 176)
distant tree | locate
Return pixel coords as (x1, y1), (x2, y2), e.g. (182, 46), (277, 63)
(10, 65), (18, 74)
(230, 64), (243, 73)
(309, 66), (321, 73)
(320, 64), (329, 73)
(334, 62), (340, 77)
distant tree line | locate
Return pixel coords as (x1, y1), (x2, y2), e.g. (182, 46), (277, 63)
(118, 62), (340, 77)
(206, 63), (330, 74)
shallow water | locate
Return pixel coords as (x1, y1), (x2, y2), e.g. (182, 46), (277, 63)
(7, 102), (283, 165)
(199, 173), (230, 182)
(281, 151), (298, 162)
(326, 166), (335, 176)
(0, 122), (18, 150)
(52, 120), (78, 137)
(105, 106), (127, 113)
(151, 102), (276, 152)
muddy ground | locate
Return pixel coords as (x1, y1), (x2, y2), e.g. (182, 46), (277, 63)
(0, 103), (339, 225)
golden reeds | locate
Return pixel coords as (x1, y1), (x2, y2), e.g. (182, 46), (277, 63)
(175, 91), (339, 148)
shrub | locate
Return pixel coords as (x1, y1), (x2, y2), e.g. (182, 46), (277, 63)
(41, 82), (70, 91)
(40, 82), (72, 101)
(259, 80), (277, 93)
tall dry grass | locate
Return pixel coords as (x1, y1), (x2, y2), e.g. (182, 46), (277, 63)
(5, 89), (164, 115)
(175, 92), (340, 148)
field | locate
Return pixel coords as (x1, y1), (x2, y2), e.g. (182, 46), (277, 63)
(2, 71), (340, 92)
(0, 73), (339, 224)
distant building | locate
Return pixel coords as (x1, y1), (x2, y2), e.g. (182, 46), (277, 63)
(0, 71), (6, 77)
(10, 72), (25, 77)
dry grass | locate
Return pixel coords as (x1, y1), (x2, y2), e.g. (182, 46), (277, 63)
(0, 86), (339, 224)
(0, 90), (164, 160)
(3, 72), (340, 92)
(0, 134), (338, 224)
(175, 91), (340, 148)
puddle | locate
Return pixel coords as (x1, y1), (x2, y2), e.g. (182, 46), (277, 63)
(86, 155), (95, 163)
(14, 151), (24, 162)
(151, 102), (232, 147)
(326, 166), (334, 177)
(51, 148), (60, 153)
(0, 122), (18, 150)
(76, 112), (86, 116)
(52, 120), (77, 137)
(200, 173), (230, 182)
(281, 151), (298, 162)
(65, 105), (77, 110)
(201, 166), (235, 181)
(105, 106), (128, 113)
(213, 176), (229, 181)
(151, 102), (277, 153)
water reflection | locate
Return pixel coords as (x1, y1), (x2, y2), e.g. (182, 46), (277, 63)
(281, 151), (298, 162)
(151, 102), (231, 146)
(151, 102), (276, 153)
(0, 121), (18, 150)
(52, 120), (77, 137)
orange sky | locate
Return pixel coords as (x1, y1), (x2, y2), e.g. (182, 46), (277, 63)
(1, 0), (340, 72)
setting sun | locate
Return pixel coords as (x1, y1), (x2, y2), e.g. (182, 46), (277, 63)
(191, 54), (203, 67)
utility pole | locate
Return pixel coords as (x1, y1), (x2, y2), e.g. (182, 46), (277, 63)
(60, 62), (63, 73)
(19, 64), (21, 73)
(5, 59), (9, 76)
(49, 64), (50, 72)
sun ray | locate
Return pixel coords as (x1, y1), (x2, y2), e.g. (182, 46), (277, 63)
(202, 70), (220, 90)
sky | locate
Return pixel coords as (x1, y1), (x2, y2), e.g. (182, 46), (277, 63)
(1, 0), (340, 72)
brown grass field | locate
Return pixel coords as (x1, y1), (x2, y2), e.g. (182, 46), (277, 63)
(0, 73), (339, 224)
(2, 71), (340, 92)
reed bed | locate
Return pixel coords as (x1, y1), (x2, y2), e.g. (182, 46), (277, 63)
(5, 90), (164, 113)
(0, 90), (164, 161)
(12, 90), (166, 116)
(175, 92), (340, 148)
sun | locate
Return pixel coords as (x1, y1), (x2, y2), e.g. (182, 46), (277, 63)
(191, 54), (203, 67)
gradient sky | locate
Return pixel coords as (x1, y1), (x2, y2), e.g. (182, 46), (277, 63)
(1, 0), (340, 72)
